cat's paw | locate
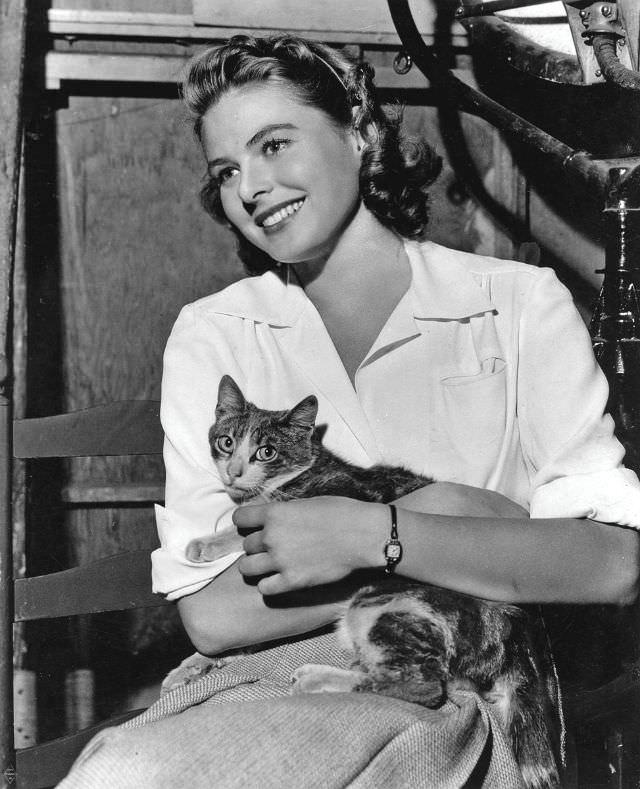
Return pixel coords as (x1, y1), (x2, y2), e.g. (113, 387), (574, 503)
(185, 539), (207, 562)
(184, 540), (206, 562)
(290, 664), (362, 695)
(161, 653), (220, 695)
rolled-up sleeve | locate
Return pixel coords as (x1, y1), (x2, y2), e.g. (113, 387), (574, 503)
(151, 304), (246, 600)
(518, 268), (640, 528)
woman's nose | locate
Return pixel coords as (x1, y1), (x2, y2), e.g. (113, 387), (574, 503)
(237, 162), (271, 207)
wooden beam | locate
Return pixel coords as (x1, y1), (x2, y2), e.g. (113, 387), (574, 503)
(48, 8), (469, 48)
(13, 401), (162, 459)
(0, 3), (25, 368)
(44, 50), (468, 92)
(14, 551), (170, 622)
(61, 482), (164, 504)
(193, 0), (438, 36)
(0, 2), (26, 783)
(15, 709), (142, 789)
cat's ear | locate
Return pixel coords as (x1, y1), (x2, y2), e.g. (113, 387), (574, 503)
(216, 375), (245, 416)
(286, 395), (318, 430)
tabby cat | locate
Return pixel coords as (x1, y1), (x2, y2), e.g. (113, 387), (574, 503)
(186, 375), (561, 789)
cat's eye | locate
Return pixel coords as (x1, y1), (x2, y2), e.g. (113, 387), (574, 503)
(214, 435), (235, 454)
(255, 445), (278, 462)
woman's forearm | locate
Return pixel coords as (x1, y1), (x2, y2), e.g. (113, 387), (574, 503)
(236, 484), (640, 605)
(180, 483), (640, 654)
(177, 562), (351, 656)
(354, 504), (640, 605)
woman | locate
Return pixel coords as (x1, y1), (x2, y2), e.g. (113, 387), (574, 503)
(60, 34), (640, 788)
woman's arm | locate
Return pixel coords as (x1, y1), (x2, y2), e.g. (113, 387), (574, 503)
(177, 482), (531, 654)
(177, 563), (350, 656)
(236, 492), (640, 605)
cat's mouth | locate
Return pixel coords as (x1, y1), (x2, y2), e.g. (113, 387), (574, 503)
(224, 484), (258, 504)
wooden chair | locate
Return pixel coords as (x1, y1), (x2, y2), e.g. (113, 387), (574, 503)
(565, 656), (640, 788)
(2, 401), (171, 789)
(1, 401), (638, 789)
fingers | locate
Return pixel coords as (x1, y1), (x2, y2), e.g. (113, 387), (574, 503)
(257, 574), (290, 596)
(237, 551), (275, 578)
(242, 529), (266, 555)
(233, 503), (267, 535)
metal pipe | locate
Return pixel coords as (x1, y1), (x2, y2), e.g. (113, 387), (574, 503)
(454, 0), (563, 20)
(592, 33), (640, 91)
(387, 0), (611, 198)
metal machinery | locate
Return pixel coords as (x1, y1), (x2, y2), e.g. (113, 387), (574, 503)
(387, 0), (640, 476)
(386, 2), (640, 785)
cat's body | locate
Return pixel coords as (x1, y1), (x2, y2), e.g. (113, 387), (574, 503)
(185, 375), (561, 789)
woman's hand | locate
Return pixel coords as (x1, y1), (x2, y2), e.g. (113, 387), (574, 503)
(233, 497), (388, 596)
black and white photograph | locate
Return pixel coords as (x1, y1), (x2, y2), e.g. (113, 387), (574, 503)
(1, 0), (639, 786)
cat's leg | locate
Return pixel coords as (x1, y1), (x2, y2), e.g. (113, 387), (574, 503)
(343, 605), (452, 708)
(290, 664), (366, 694)
(185, 530), (244, 563)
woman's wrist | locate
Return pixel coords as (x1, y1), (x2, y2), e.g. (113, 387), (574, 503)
(356, 501), (397, 571)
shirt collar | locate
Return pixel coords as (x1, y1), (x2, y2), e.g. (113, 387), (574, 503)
(405, 240), (496, 320)
(202, 239), (495, 326)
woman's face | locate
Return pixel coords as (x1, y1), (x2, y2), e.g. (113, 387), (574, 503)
(200, 82), (362, 265)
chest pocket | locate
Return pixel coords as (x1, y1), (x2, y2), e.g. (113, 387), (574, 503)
(439, 357), (508, 467)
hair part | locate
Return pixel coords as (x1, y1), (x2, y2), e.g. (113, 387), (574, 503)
(183, 34), (442, 275)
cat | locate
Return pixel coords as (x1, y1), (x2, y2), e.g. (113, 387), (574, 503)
(185, 375), (562, 789)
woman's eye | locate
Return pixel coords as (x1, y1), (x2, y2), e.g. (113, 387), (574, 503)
(255, 445), (278, 462)
(215, 435), (235, 453)
(216, 167), (239, 185)
(262, 139), (289, 156)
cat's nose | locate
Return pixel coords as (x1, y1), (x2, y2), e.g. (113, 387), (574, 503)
(228, 458), (244, 479)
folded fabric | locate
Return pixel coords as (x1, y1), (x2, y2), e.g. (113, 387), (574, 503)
(58, 630), (525, 788)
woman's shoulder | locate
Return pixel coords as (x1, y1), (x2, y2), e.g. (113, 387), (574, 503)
(172, 271), (293, 333)
(410, 239), (564, 312)
(416, 239), (543, 280)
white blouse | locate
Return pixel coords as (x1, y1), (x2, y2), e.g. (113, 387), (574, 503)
(152, 240), (640, 600)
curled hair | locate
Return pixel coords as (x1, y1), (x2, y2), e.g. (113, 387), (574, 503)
(183, 34), (442, 275)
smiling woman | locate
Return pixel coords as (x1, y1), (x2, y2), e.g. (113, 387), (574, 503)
(186, 35), (441, 275)
(200, 84), (363, 266)
(57, 32), (640, 789)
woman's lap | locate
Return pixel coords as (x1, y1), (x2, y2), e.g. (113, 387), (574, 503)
(57, 631), (525, 788)
(57, 691), (524, 789)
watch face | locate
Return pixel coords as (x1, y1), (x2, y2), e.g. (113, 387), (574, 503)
(385, 542), (402, 561)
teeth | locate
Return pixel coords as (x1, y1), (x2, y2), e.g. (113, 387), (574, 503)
(262, 200), (304, 228)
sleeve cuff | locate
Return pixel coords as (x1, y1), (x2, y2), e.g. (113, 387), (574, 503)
(151, 504), (244, 601)
(530, 467), (640, 529)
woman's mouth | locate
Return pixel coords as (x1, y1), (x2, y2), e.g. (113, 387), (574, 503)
(257, 199), (305, 230)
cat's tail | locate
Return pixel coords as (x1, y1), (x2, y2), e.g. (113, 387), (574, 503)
(505, 616), (562, 789)
(508, 676), (561, 789)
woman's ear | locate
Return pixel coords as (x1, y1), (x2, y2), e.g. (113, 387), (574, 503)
(350, 112), (378, 153)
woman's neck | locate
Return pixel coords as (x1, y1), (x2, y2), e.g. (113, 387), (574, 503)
(291, 206), (409, 311)
(288, 209), (412, 384)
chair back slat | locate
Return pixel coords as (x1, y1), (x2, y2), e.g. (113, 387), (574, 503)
(15, 709), (142, 789)
(14, 550), (170, 621)
(13, 401), (163, 458)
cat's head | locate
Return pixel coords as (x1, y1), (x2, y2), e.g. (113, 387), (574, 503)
(209, 375), (318, 503)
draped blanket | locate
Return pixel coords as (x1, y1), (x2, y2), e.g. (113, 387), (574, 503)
(58, 630), (525, 788)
